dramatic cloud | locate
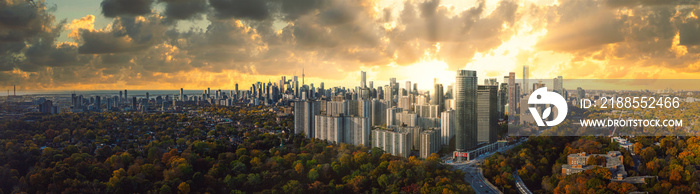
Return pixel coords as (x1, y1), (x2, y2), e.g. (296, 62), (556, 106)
(78, 15), (169, 54)
(526, 0), (700, 79)
(677, 8), (700, 45)
(3, 0), (700, 90)
(159, 0), (208, 20)
(66, 15), (96, 40)
(278, 0), (323, 20)
(209, 0), (271, 20)
(392, 0), (519, 69)
(101, 0), (154, 17)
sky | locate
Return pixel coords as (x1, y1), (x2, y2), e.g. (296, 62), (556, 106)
(1, 0), (700, 92)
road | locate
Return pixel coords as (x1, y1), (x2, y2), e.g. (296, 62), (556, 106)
(451, 161), (500, 193)
(443, 139), (527, 194)
(513, 171), (533, 194)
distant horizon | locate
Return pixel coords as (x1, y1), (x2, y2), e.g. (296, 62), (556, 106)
(5, 78), (700, 97)
(4, 0), (700, 90)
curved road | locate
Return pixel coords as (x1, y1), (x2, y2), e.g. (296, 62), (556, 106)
(451, 162), (501, 193)
(443, 138), (526, 194)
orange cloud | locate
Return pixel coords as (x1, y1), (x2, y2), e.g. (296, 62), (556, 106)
(66, 15), (95, 40)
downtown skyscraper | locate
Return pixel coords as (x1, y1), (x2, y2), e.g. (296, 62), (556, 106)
(523, 65), (529, 94)
(477, 85), (498, 144)
(361, 71), (366, 88)
(508, 72), (516, 119)
(432, 78), (445, 113)
(454, 70), (478, 153)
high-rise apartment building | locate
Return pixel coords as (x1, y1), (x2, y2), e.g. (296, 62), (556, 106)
(420, 129), (441, 158)
(477, 85), (498, 144)
(455, 70), (478, 153)
(383, 85), (394, 107)
(441, 109), (455, 146)
(294, 100), (320, 138)
(372, 129), (411, 157)
(314, 115), (370, 146)
(371, 99), (387, 126)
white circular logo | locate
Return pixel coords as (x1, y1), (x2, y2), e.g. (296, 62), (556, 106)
(528, 87), (568, 126)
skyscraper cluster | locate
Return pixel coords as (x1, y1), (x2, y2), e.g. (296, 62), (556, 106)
(291, 69), (511, 160)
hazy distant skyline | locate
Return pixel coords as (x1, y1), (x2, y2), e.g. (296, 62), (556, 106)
(2, 0), (700, 91)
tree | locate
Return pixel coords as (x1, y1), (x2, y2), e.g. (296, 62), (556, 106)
(641, 147), (656, 162)
(633, 142), (643, 155)
(178, 182), (190, 194)
(159, 185), (172, 194)
(295, 162), (304, 175)
(0, 109), (474, 193)
(282, 180), (302, 193)
(308, 169), (319, 181)
(607, 181), (636, 193)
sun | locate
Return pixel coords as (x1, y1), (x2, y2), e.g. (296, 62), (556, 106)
(396, 59), (456, 92)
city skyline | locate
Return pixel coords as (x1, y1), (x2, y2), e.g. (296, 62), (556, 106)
(4, 0), (700, 91)
(2, 1), (700, 193)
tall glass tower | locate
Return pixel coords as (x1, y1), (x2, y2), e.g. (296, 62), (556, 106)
(455, 70), (478, 152)
(523, 65), (529, 94)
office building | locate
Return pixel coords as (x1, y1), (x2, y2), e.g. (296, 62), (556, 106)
(280, 76), (286, 94)
(523, 65), (529, 94)
(499, 82), (508, 119)
(39, 100), (58, 114)
(390, 78), (398, 97)
(95, 96), (101, 112)
(554, 76), (563, 95)
(132, 96), (137, 110)
(294, 76), (299, 97)
(433, 81), (445, 113)
(361, 71), (366, 88)
(477, 85), (498, 144)
(508, 72), (516, 119)
(455, 70), (478, 154)
(577, 87), (585, 101)
(405, 81), (411, 95)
